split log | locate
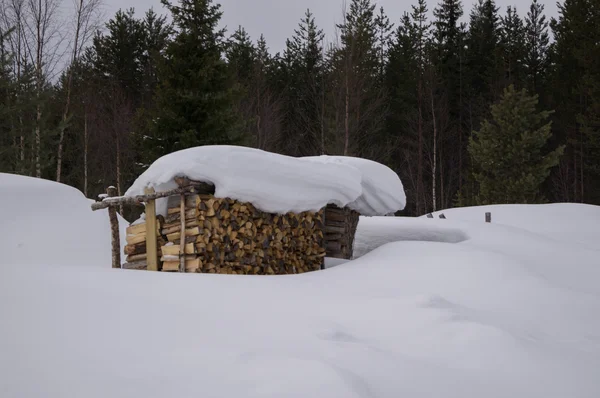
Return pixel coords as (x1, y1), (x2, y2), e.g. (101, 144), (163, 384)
(126, 234), (147, 246)
(162, 243), (196, 256)
(126, 222), (160, 236)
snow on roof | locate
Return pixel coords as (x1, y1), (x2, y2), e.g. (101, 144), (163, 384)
(125, 146), (406, 216)
(304, 155), (406, 216)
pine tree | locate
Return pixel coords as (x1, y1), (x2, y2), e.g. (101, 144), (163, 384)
(468, 85), (564, 204)
(145, 0), (242, 162)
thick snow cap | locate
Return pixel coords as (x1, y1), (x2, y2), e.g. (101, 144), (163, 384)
(126, 146), (406, 216)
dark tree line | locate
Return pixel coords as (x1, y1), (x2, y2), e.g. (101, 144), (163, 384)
(1, 0), (599, 217)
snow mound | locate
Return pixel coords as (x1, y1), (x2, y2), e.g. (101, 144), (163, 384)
(125, 146), (405, 216)
(0, 173), (126, 267)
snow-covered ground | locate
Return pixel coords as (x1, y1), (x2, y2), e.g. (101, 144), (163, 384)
(1, 174), (600, 397)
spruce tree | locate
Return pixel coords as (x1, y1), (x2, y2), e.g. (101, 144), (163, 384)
(550, 0), (600, 203)
(334, 0), (387, 158)
(93, 9), (146, 98)
(524, 0), (550, 94)
(499, 6), (526, 88)
(226, 26), (256, 85)
(145, 0), (242, 161)
(275, 9), (325, 156)
(466, 0), (501, 103)
(468, 85), (564, 204)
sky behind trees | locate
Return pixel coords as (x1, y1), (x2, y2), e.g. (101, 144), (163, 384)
(103, 0), (559, 53)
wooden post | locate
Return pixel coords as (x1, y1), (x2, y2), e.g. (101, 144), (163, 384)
(107, 186), (121, 269)
(485, 212), (491, 223)
(145, 187), (159, 271)
(179, 193), (186, 273)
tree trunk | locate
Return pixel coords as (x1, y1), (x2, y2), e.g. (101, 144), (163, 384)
(83, 110), (88, 197)
(344, 73), (350, 156)
(431, 88), (437, 213)
(34, 0), (43, 179)
(57, 0), (86, 182)
(116, 135), (123, 216)
(321, 81), (325, 155)
(417, 79), (423, 215)
(580, 129), (584, 202)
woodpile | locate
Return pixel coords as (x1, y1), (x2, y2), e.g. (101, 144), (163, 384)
(324, 204), (360, 260)
(159, 192), (326, 274)
(122, 217), (165, 270)
(117, 178), (361, 274)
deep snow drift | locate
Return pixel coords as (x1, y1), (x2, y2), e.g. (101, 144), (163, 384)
(125, 145), (406, 216)
(0, 173), (126, 267)
(1, 175), (600, 398)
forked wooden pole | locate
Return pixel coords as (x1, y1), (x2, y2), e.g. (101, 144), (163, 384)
(145, 187), (159, 271)
(107, 186), (121, 269)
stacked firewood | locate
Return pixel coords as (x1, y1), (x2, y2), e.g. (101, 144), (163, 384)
(324, 204), (360, 259)
(123, 218), (165, 270)
(160, 194), (326, 274)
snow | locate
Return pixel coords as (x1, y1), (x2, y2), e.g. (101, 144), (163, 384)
(125, 145), (405, 216)
(304, 155), (406, 215)
(0, 173), (126, 267)
(427, 203), (600, 249)
(1, 174), (600, 397)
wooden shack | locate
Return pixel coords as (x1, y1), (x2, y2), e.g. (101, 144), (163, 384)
(113, 178), (360, 275)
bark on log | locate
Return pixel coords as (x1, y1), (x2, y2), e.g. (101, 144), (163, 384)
(122, 260), (147, 270)
(107, 187), (121, 269)
(126, 253), (147, 262)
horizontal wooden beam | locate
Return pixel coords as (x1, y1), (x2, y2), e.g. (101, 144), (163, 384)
(90, 182), (214, 211)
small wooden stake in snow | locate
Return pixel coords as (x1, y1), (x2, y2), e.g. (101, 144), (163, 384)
(485, 212), (492, 223)
(145, 187), (159, 271)
(107, 186), (121, 269)
(179, 193), (186, 273)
